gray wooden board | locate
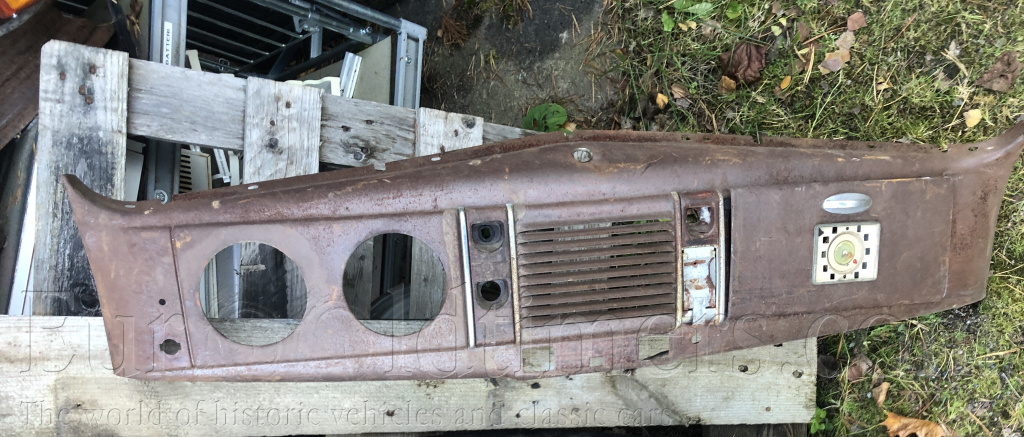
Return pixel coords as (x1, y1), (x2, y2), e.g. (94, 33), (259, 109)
(31, 41), (128, 316)
(0, 316), (815, 435)
(234, 78), (322, 323)
(409, 107), (486, 319)
(117, 52), (531, 167)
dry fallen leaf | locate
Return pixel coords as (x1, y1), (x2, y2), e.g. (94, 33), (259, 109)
(719, 75), (737, 93)
(560, 121), (577, 132)
(719, 42), (768, 84)
(875, 79), (892, 91)
(847, 353), (873, 381)
(655, 93), (670, 109)
(819, 49), (850, 74)
(872, 381), (891, 408)
(671, 83), (688, 98)
(780, 75), (792, 90)
(976, 51), (1022, 93)
(796, 21), (811, 42)
(836, 31), (856, 51)
(847, 11), (867, 31)
(880, 412), (947, 437)
(965, 109), (982, 128)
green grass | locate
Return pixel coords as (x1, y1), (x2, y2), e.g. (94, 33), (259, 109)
(610, 0), (1024, 435)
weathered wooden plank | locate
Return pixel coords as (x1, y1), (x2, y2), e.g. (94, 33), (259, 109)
(126, 59), (246, 151)
(242, 77), (322, 182)
(31, 41), (128, 316)
(235, 78), (322, 320)
(0, 6), (113, 150)
(0, 316), (815, 436)
(117, 53), (532, 167)
(319, 97), (417, 167)
(408, 108), (486, 319)
(414, 107), (485, 156)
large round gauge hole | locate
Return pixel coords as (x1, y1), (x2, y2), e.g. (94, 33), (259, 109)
(343, 234), (446, 336)
(199, 242), (307, 346)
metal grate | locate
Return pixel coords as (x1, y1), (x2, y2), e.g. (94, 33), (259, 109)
(516, 220), (678, 327)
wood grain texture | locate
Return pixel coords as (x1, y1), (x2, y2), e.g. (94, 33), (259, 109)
(0, 6), (113, 150)
(118, 56), (529, 166)
(126, 60), (246, 151)
(32, 41), (128, 316)
(239, 77), (322, 320)
(409, 108), (486, 319)
(414, 107), (484, 156)
(319, 96), (417, 167)
(0, 316), (815, 436)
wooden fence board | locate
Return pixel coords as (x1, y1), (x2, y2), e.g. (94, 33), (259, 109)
(31, 41), (128, 316)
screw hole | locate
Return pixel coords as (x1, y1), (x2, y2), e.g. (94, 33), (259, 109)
(738, 365), (749, 373)
(159, 339), (181, 355)
(158, 299), (166, 305)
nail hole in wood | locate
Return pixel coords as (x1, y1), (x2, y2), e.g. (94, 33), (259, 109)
(89, 65), (97, 74)
(78, 85), (86, 95)
(341, 125), (351, 132)
(84, 96), (94, 105)
(365, 119), (375, 125)
(59, 72), (66, 80)
(270, 120), (276, 126)
(285, 101), (292, 108)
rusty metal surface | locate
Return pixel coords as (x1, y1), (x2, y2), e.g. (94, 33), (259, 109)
(64, 124), (1024, 381)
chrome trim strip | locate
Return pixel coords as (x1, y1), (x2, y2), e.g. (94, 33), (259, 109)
(458, 208), (476, 348)
(671, 192), (684, 328)
(506, 204), (522, 345)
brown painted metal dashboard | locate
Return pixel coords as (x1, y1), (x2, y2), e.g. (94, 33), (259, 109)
(65, 126), (1024, 381)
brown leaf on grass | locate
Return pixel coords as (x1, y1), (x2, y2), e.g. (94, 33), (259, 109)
(779, 75), (792, 90)
(719, 42), (767, 84)
(846, 353), (873, 381)
(836, 31), (856, 51)
(872, 381), (891, 408)
(880, 412), (947, 437)
(771, 1), (782, 15)
(975, 51), (1022, 92)
(819, 49), (850, 74)
(671, 83), (688, 98)
(796, 21), (811, 42)
(719, 75), (737, 93)
(847, 11), (867, 31)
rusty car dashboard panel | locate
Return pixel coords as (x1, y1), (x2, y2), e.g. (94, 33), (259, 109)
(65, 126), (1024, 381)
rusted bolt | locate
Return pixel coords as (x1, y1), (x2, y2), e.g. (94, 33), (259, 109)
(793, 370), (804, 378)
(59, 72), (66, 80)
(266, 137), (279, 150)
(285, 101), (292, 108)
(78, 85), (86, 95)
(360, 147), (368, 154)
(738, 364), (749, 373)
(573, 148), (593, 163)
(84, 96), (94, 105)
(89, 65), (97, 74)
(463, 117), (476, 129)
(270, 120), (276, 126)
(353, 151), (364, 161)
